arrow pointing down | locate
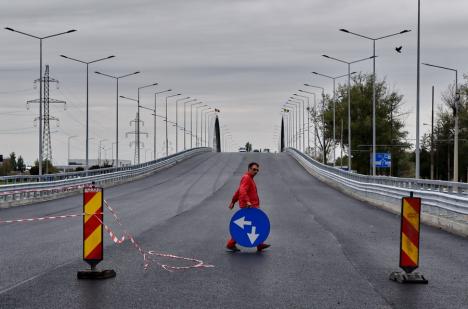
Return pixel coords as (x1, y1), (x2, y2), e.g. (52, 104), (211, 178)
(247, 226), (259, 244)
(234, 216), (252, 229)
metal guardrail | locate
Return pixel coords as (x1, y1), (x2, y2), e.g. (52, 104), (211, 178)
(287, 148), (468, 217)
(0, 147), (211, 206)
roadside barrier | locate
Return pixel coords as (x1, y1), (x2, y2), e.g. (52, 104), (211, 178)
(389, 193), (428, 284)
(77, 185), (115, 279)
(0, 147), (212, 207)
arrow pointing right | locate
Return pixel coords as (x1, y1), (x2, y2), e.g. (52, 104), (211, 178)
(247, 226), (259, 244)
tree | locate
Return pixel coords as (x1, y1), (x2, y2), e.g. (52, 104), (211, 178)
(314, 73), (410, 175)
(29, 160), (58, 175)
(9, 152), (17, 172)
(428, 76), (468, 181)
(17, 156), (26, 173)
(245, 142), (252, 152)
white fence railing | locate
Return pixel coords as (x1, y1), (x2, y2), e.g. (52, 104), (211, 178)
(0, 147), (211, 207)
(287, 148), (468, 236)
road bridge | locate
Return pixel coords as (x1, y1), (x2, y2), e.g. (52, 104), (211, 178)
(1, 151), (468, 308)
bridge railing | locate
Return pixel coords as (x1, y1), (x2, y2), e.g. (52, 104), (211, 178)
(287, 148), (468, 235)
(0, 147), (212, 207)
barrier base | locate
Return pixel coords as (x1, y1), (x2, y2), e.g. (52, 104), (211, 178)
(389, 271), (428, 284)
(77, 269), (116, 280)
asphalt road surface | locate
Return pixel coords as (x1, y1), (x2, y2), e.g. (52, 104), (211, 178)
(1, 152), (467, 308)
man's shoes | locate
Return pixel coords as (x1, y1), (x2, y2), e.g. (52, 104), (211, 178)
(226, 244), (241, 252)
(257, 243), (271, 252)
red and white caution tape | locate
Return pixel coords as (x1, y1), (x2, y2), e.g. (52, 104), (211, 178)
(0, 198), (214, 272)
(0, 213), (85, 224)
(102, 200), (214, 272)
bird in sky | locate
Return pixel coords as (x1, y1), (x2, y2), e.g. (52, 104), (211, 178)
(395, 46), (403, 53)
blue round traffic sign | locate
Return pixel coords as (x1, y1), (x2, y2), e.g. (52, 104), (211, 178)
(229, 208), (270, 247)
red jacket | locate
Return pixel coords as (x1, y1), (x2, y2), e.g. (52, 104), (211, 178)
(231, 172), (260, 208)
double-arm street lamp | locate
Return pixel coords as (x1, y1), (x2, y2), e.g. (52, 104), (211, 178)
(322, 54), (376, 171)
(5, 27), (76, 175)
(120, 82), (159, 164)
(165, 93), (181, 156)
(311, 71), (355, 166)
(339, 28), (411, 176)
(422, 62), (459, 182)
(175, 97), (191, 152)
(95, 70), (140, 167)
(61, 54), (115, 171)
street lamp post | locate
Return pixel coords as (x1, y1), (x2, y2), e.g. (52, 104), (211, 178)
(285, 103), (297, 148)
(339, 28), (411, 176)
(322, 54), (376, 172)
(120, 82), (158, 164)
(195, 104), (207, 147)
(304, 84), (326, 164)
(200, 107), (211, 146)
(190, 102), (203, 148)
(292, 95), (306, 152)
(311, 72), (355, 166)
(154, 89), (172, 159)
(67, 135), (77, 165)
(98, 139), (107, 166)
(175, 97), (190, 152)
(165, 93), (181, 156)
(295, 94), (310, 153)
(5, 27), (76, 175)
(95, 70), (140, 168)
(299, 90), (317, 156)
(286, 102), (299, 149)
(60, 54), (115, 171)
(183, 99), (197, 150)
(423, 62), (459, 182)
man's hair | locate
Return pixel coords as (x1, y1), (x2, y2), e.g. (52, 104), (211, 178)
(248, 162), (259, 169)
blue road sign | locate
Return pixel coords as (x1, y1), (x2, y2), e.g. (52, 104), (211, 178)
(375, 152), (391, 168)
(229, 208), (270, 247)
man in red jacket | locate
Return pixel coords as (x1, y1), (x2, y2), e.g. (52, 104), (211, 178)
(226, 162), (271, 252)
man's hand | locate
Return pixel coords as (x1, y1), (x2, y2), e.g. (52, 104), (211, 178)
(228, 202), (235, 209)
(246, 202), (252, 208)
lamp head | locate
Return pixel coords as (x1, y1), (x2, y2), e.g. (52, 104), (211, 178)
(339, 28), (349, 33)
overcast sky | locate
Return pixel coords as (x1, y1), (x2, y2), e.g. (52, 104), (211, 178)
(1, 0), (467, 165)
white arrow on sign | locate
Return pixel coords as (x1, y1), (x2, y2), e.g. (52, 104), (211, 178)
(247, 226), (259, 244)
(234, 216), (252, 229)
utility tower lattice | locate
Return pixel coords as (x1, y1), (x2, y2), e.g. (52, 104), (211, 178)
(126, 113), (147, 164)
(26, 65), (66, 170)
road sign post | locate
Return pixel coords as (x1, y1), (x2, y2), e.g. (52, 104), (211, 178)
(77, 185), (116, 279)
(229, 208), (270, 247)
(389, 193), (428, 284)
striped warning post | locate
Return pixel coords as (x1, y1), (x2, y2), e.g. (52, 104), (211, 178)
(83, 186), (104, 267)
(399, 196), (421, 273)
